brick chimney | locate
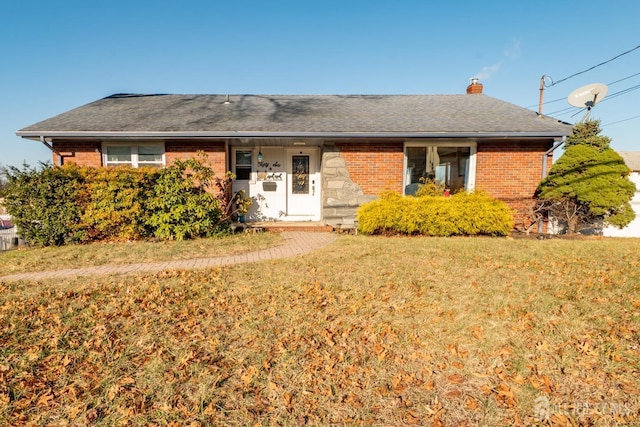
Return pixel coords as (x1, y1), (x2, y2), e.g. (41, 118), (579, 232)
(466, 78), (483, 94)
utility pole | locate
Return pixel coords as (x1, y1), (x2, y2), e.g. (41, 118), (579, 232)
(538, 75), (546, 116)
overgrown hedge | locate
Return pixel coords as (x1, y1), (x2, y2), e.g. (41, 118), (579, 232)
(79, 167), (155, 242)
(1, 164), (86, 246)
(357, 191), (514, 236)
(1, 156), (233, 246)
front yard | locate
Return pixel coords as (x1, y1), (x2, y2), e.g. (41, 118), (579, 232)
(1, 234), (639, 425)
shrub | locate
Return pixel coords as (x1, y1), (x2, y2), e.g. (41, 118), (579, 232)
(1, 163), (87, 246)
(536, 121), (636, 234)
(80, 167), (158, 242)
(414, 180), (445, 197)
(1, 153), (235, 246)
(144, 158), (224, 240)
(357, 190), (513, 236)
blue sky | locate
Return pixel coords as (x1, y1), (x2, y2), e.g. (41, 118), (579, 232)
(1, 1), (638, 167)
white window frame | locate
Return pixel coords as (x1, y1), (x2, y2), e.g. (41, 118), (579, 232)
(102, 142), (166, 168)
(403, 140), (477, 194)
(232, 148), (256, 182)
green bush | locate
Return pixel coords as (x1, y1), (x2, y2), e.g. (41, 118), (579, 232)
(357, 191), (513, 236)
(536, 121), (636, 233)
(144, 158), (224, 240)
(1, 163), (87, 246)
(80, 167), (158, 242)
(1, 154), (233, 246)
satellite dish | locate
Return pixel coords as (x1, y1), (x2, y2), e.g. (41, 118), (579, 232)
(567, 83), (608, 109)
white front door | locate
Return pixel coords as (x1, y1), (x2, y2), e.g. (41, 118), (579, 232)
(286, 148), (320, 218)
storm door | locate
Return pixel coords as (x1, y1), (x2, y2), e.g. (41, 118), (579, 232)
(286, 148), (320, 218)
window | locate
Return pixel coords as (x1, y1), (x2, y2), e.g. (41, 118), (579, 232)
(404, 142), (475, 195)
(137, 145), (164, 167)
(103, 143), (165, 168)
(234, 150), (253, 180)
(105, 146), (132, 166)
(292, 155), (309, 194)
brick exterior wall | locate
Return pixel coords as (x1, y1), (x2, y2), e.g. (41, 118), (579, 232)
(331, 139), (554, 230)
(53, 140), (102, 167)
(164, 140), (227, 176)
(335, 140), (404, 195)
(50, 137), (556, 231)
(475, 139), (554, 230)
(51, 140), (228, 176)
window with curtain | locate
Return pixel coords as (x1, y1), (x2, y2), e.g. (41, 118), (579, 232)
(404, 145), (471, 195)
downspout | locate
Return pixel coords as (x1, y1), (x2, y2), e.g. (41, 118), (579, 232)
(40, 136), (62, 166)
(542, 137), (565, 178)
(538, 136), (566, 234)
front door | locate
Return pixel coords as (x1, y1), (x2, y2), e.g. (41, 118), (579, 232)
(286, 148), (320, 218)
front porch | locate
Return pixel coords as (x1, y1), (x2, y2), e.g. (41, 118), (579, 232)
(233, 221), (335, 233)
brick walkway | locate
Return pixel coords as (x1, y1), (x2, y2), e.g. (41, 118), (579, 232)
(0, 231), (337, 282)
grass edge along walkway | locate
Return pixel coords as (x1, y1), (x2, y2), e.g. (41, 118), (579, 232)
(0, 231), (337, 282)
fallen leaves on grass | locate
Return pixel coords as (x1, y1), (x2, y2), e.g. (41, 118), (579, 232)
(1, 236), (640, 425)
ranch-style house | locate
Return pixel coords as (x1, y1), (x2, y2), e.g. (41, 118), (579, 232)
(17, 80), (573, 229)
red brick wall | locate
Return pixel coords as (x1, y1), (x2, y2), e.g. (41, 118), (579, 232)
(475, 139), (554, 228)
(51, 140), (228, 176)
(53, 140), (102, 167)
(336, 140), (404, 195)
(164, 140), (227, 176)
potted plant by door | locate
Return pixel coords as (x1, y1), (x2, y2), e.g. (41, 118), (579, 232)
(233, 190), (252, 223)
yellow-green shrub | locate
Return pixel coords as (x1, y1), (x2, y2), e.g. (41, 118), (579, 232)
(2, 154), (232, 246)
(357, 191), (513, 236)
(80, 167), (157, 242)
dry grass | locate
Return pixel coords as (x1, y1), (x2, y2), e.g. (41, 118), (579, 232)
(0, 232), (282, 276)
(1, 235), (639, 426)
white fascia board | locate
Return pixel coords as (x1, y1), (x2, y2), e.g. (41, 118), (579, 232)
(17, 130), (572, 140)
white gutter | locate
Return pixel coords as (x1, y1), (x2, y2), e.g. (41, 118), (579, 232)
(18, 130), (572, 140)
(541, 136), (566, 178)
(39, 136), (62, 166)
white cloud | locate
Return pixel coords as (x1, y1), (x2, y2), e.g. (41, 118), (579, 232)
(504, 39), (522, 60)
(474, 39), (521, 80)
(475, 62), (503, 80)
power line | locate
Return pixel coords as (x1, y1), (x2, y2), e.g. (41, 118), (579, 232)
(546, 106), (579, 117)
(545, 83), (640, 117)
(530, 46), (640, 118)
(544, 44), (640, 87)
(601, 83), (640, 101)
(605, 114), (640, 126)
(527, 70), (640, 109)
(608, 71), (640, 85)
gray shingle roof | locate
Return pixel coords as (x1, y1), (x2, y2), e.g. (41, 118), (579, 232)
(17, 93), (573, 138)
(618, 151), (640, 171)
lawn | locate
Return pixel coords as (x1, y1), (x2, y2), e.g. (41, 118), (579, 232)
(0, 233), (282, 275)
(1, 234), (639, 426)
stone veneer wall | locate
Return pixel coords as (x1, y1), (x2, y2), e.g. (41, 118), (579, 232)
(321, 143), (376, 227)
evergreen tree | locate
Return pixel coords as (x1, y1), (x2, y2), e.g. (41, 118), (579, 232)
(536, 120), (636, 234)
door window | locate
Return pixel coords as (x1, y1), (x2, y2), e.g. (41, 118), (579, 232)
(292, 155), (309, 194)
